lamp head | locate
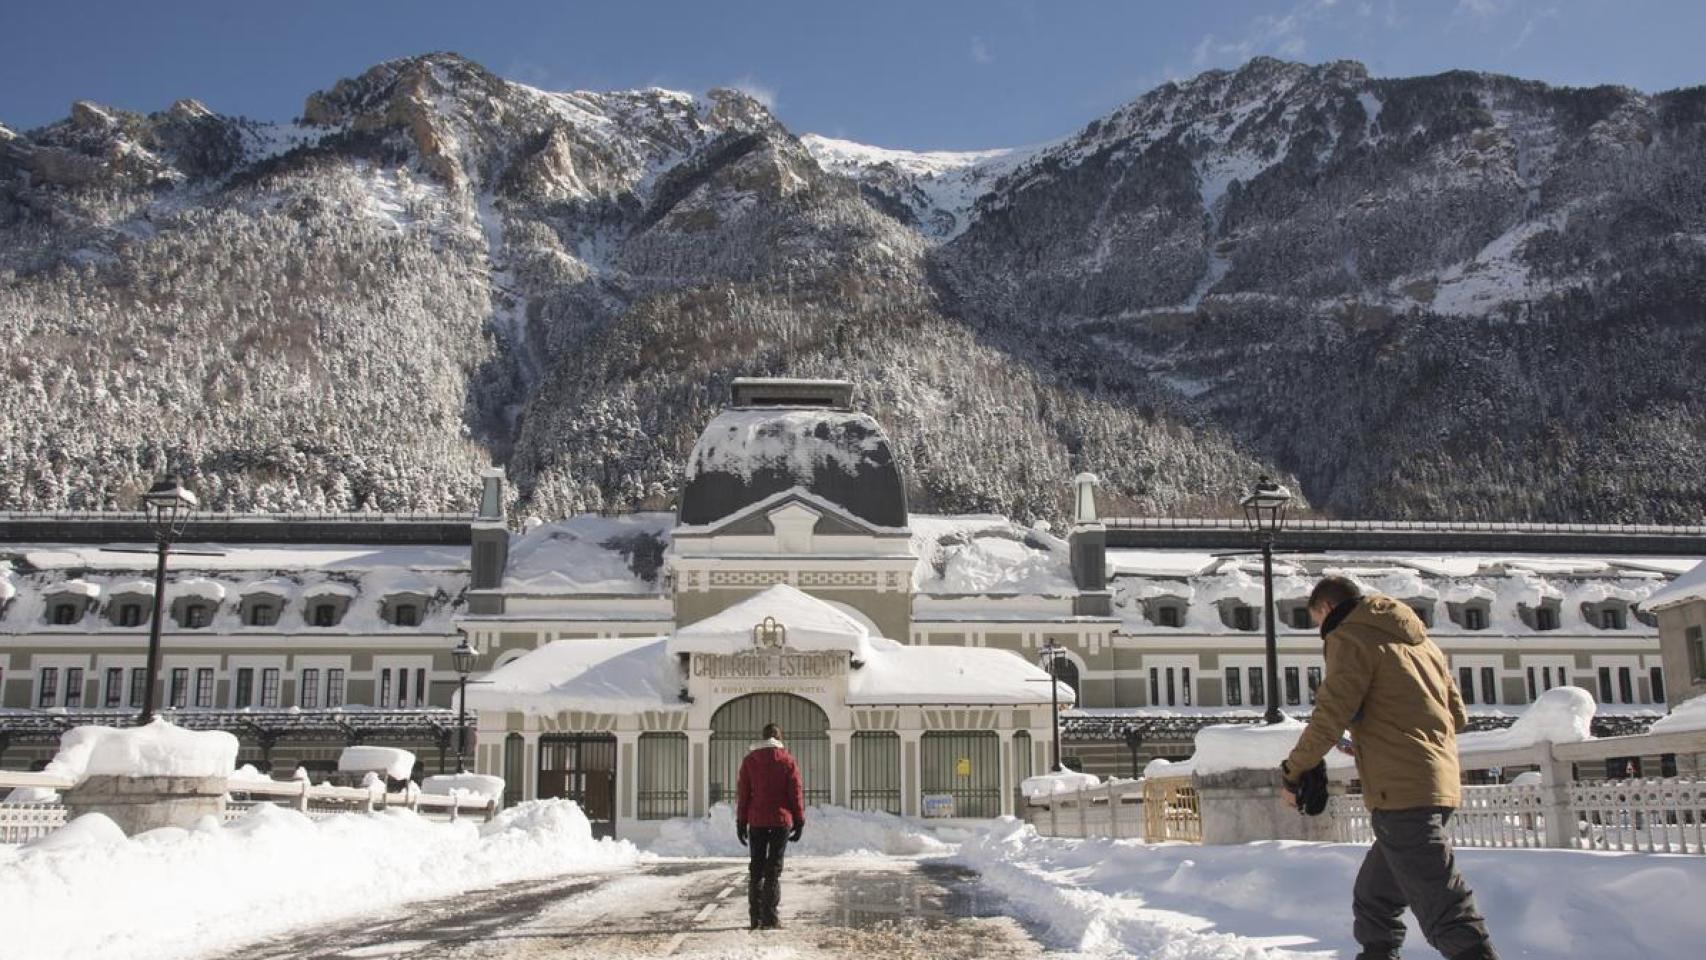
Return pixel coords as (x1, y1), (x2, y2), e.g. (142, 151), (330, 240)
(141, 475), (198, 542)
(1240, 475), (1292, 537)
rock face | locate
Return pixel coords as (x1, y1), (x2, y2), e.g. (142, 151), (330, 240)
(3, 53), (1705, 522)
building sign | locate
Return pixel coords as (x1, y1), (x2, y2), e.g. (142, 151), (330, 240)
(692, 651), (849, 681)
(921, 793), (956, 818)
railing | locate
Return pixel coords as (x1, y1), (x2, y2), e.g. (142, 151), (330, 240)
(0, 510), (477, 523)
(1102, 517), (1706, 536)
(1143, 775), (1201, 842)
(0, 804), (68, 843)
(1328, 784), (1552, 849)
(1570, 778), (1706, 854)
(1025, 778), (1147, 839)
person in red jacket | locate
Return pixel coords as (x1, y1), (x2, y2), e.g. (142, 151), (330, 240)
(736, 722), (805, 930)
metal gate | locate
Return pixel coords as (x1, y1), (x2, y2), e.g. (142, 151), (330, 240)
(538, 733), (618, 838)
(921, 731), (1001, 818)
(709, 693), (830, 808)
(637, 732), (689, 820)
(851, 731), (901, 814)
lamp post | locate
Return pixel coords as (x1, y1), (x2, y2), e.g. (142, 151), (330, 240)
(139, 475), (197, 724)
(1038, 639), (1067, 771)
(452, 636), (476, 773)
(1240, 475), (1292, 725)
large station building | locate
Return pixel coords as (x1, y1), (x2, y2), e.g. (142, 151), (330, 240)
(4, 377), (1703, 837)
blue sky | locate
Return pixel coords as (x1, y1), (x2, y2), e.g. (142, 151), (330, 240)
(4, 1), (1703, 150)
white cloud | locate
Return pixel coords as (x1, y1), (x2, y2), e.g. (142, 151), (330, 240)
(971, 35), (994, 64)
(1187, 0), (1353, 70)
(726, 75), (778, 110)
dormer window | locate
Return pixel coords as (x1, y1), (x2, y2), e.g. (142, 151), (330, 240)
(1404, 600), (1435, 628)
(51, 602), (82, 625)
(1232, 605), (1257, 632)
(1290, 606), (1312, 629)
(394, 604), (419, 627)
(1598, 607), (1625, 630)
(381, 593), (430, 627)
(312, 603), (338, 627)
(1463, 606), (1487, 631)
(183, 603), (211, 629)
(1157, 605), (1182, 628)
(1145, 597), (1187, 628)
(303, 593), (352, 628)
(116, 603), (144, 627)
(246, 603), (279, 627)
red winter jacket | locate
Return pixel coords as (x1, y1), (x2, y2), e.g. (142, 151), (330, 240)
(736, 740), (805, 829)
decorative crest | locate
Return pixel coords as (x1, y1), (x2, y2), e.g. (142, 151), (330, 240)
(752, 616), (787, 650)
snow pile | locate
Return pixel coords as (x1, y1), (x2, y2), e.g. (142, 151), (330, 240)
(686, 409), (887, 483)
(1187, 719), (1355, 777)
(670, 583), (872, 655)
(645, 803), (950, 858)
(228, 764), (275, 785)
(954, 819), (1706, 959)
(468, 636), (683, 715)
(1020, 770), (1102, 799)
(1648, 695), (1706, 735)
(909, 515), (1074, 595)
(0, 800), (637, 960)
(1458, 686), (1596, 754)
(422, 773), (506, 800)
(503, 513), (672, 594)
(338, 745), (416, 780)
(78, 719), (238, 780)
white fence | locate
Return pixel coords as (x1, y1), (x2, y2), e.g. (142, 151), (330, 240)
(1026, 726), (1706, 853)
(1, 770), (497, 843)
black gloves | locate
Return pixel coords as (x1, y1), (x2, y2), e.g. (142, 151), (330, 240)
(1292, 761), (1329, 816)
(736, 822), (748, 846)
(789, 821), (804, 842)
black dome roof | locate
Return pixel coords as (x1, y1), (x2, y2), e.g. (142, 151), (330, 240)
(678, 404), (909, 529)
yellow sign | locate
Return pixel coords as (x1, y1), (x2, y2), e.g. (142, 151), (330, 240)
(955, 757), (972, 777)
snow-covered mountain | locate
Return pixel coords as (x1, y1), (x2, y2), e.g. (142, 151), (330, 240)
(4, 53), (1705, 522)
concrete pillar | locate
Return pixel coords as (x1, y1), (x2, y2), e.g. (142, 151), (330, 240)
(998, 730), (1015, 817)
(64, 775), (228, 837)
(1537, 742), (1575, 848)
(615, 732), (638, 822)
(830, 731), (851, 807)
(1193, 768), (1341, 845)
(688, 731), (709, 816)
(521, 731), (539, 802)
(900, 731), (922, 817)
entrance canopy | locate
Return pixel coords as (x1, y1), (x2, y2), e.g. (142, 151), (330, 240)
(667, 584), (872, 657)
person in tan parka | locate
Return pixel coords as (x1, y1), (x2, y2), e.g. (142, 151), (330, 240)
(1281, 576), (1499, 960)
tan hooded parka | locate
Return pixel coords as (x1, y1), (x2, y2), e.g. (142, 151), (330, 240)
(1283, 594), (1468, 811)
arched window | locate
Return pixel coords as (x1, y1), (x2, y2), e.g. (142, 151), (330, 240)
(1049, 657), (1080, 697)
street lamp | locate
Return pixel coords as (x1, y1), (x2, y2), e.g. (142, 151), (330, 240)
(1038, 640), (1068, 771)
(1241, 475), (1292, 725)
(452, 636), (476, 773)
(139, 475), (197, 724)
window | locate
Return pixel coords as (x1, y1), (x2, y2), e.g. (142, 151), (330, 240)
(379, 669), (393, 708)
(396, 668), (408, 708)
(1526, 666), (1536, 702)
(1535, 606), (1558, 631)
(1182, 667), (1192, 707)
(260, 668), (280, 708)
(1459, 667), (1477, 706)
(415, 668), (428, 707)
(195, 668), (214, 708)
(1407, 602), (1433, 627)
(637, 732), (690, 820)
(326, 669), (345, 708)
(64, 668), (83, 708)
(1291, 606), (1312, 629)
(1599, 607), (1625, 630)
(1157, 605), (1181, 628)
(129, 668), (147, 708)
(184, 604), (211, 629)
(170, 668), (189, 708)
(1464, 607), (1487, 631)
(37, 667), (58, 707)
(1285, 666), (1301, 706)
(51, 603), (80, 625)
(1166, 668), (1176, 706)
(1597, 667), (1613, 704)
(1149, 666), (1189, 707)
(246, 603), (278, 627)
(1225, 667), (1243, 706)
(234, 668), (254, 708)
(1691, 627), (1706, 682)
(116, 603), (144, 627)
(1618, 667), (1634, 705)
(311, 603), (338, 627)
(1307, 666), (1322, 703)
(300, 668), (320, 708)
(1233, 606), (1256, 632)
(393, 604), (419, 627)
(104, 667), (123, 707)
(1249, 666), (1266, 707)
(1651, 666), (1666, 704)
(1481, 667), (1497, 706)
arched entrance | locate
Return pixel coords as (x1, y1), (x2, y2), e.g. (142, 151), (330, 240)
(709, 693), (831, 809)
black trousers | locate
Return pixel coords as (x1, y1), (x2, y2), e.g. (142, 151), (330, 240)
(1353, 807), (1498, 960)
(747, 826), (789, 927)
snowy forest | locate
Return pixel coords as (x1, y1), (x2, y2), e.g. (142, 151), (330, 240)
(3, 54), (1705, 523)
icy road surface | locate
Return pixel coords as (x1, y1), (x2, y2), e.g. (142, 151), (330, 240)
(218, 856), (1052, 959)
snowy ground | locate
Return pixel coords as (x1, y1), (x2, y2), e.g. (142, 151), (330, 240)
(7, 803), (1706, 959)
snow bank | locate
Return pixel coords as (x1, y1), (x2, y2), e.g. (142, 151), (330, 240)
(1458, 686), (1596, 754)
(1187, 719), (1354, 776)
(645, 803), (950, 858)
(421, 773), (505, 800)
(81, 720), (238, 779)
(338, 746), (416, 780)
(1020, 770), (1101, 799)
(954, 820), (1706, 960)
(1648, 695), (1706, 734)
(0, 800), (637, 960)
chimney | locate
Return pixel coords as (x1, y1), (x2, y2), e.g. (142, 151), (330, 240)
(1069, 473), (1110, 616)
(469, 468), (509, 609)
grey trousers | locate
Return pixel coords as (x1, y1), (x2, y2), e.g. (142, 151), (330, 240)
(1354, 808), (1497, 960)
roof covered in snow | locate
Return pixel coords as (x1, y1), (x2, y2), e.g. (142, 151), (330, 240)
(678, 406), (907, 529)
(466, 636), (685, 715)
(503, 513), (671, 595)
(669, 584), (874, 656)
(1641, 557), (1706, 612)
(909, 515), (1074, 595)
